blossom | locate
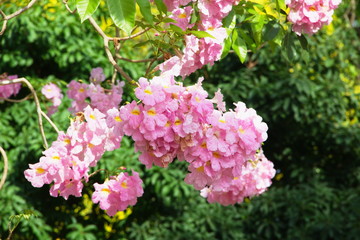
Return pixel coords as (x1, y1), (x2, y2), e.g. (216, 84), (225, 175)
(286, 0), (341, 35)
(0, 75), (21, 99)
(41, 83), (63, 116)
(169, 6), (194, 31)
(90, 67), (106, 84)
(92, 171), (144, 216)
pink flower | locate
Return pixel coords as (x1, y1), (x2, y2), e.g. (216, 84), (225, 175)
(92, 171), (144, 216)
(0, 75), (21, 99)
(286, 0), (341, 35)
(41, 83), (62, 99)
(135, 77), (166, 106)
(90, 67), (106, 84)
(41, 83), (63, 116)
(169, 6), (194, 31)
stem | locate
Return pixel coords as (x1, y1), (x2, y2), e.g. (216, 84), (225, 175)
(0, 0), (38, 35)
(40, 111), (60, 134)
(0, 146), (8, 191)
(0, 94), (31, 102)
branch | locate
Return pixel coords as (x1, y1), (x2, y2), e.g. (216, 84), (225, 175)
(87, 17), (136, 84)
(116, 54), (164, 63)
(87, 17), (154, 42)
(0, 0), (38, 35)
(0, 146), (8, 191)
(0, 78), (48, 148)
(0, 94), (31, 103)
(62, 0), (77, 14)
(41, 111), (60, 134)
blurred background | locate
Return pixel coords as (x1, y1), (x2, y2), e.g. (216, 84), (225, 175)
(0, 0), (359, 239)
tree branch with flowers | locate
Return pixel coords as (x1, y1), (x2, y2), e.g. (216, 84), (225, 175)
(0, 0), (342, 219)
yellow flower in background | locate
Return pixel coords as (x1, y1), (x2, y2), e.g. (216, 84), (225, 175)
(355, 85), (360, 95)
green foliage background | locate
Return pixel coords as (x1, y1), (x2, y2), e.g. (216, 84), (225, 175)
(0, 1), (359, 239)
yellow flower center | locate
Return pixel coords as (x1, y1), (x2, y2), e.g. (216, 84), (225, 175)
(147, 108), (156, 116)
(121, 181), (128, 189)
(36, 168), (46, 174)
(115, 116), (122, 122)
(178, 13), (187, 19)
(196, 166), (205, 172)
(89, 114), (96, 120)
(131, 108), (140, 115)
(144, 89), (152, 95)
(239, 127), (245, 134)
(212, 152), (221, 158)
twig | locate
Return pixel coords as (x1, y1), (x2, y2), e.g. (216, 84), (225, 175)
(0, 146), (8, 191)
(111, 27), (121, 84)
(40, 111), (60, 134)
(88, 169), (108, 179)
(0, 78), (48, 149)
(87, 17), (154, 42)
(0, 94), (31, 103)
(103, 38), (135, 83)
(0, 0), (38, 35)
(115, 54), (163, 63)
(62, 0), (76, 14)
(87, 17), (135, 84)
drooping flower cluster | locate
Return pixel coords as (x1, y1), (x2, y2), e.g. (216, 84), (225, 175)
(41, 83), (63, 116)
(67, 67), (124, 113)
(25, 70), (143, 213)
(286, 0), (341, 35)
(119, 73), (275, 204)
(200, 149), (276, 205)
(159, 0), (239, 77)
(0, 74), (21, 99)
(24, 105), (125, 199)
(92, 171), (143, 216)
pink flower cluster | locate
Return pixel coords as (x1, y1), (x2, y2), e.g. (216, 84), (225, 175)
(159, 0), (239, 77)
(92, 171), (143, 216)
(24, 68), (144, 215)
(286, 0), (341, 35)
(0, 75), (21, 99)
(119, 73), (274, 204)
(41, 83), (63, 116)
(200, 150), (276, 205)
(67, 67), (124, 113)
(24, 105), (125, 200)
(24, 67), (274, 214)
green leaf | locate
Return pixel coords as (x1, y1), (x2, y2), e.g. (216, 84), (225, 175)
(76, 0), (101, 22)
(276, 0), (287, 12)
(263, 21), (280, 41)
(154, 0), (167, 14)
(188, 30), (215, 39)
(297, 34), (308, 50)
(136, 0), (153, 25)
(107, 0), (136, 35)
(232, 30), (247, 63)
(282, 33), (297, 62)
(170, 24), (185, 34)
(161, 17), (176, 23)
(222, 9), (235, 28)
(221, 36), (232, 59)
